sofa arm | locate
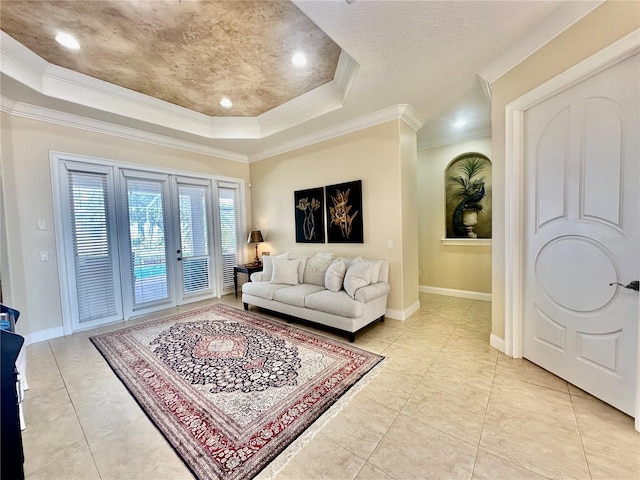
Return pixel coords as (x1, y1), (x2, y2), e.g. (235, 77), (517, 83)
(250, 272), (266, 282)
(355, 282), (391, 303)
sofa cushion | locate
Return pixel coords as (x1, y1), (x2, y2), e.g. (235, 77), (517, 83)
(367, 260), (382, 284)
(262, 252), (289, 281)
(325, 259), (347, 292)
(270, 258), (300, 285)
(314, 252), (336, 260)
(242, 281), (288, 300)
(295, 256), (308, 283)
(343, 259), (373, 298)
(305, 290), (364, 318)
(303, 255), (334, 286)
(273, 284), (325, 307)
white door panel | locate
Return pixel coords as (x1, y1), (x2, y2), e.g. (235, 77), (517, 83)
(524, 54), (639, 415)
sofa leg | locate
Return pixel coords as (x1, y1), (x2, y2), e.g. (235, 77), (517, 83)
(348, 332), (355, 343)
(243, 303), (249, 311)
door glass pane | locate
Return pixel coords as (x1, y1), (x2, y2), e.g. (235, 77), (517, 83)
(126, 178), (169, 305)
(219, 186), (239, 291)
(68, 171), (118, 322)
(178, 184), (210, 294)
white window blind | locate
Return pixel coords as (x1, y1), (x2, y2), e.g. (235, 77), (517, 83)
(178, 184), (210, 294)
(67, 170), (118, 322)
(219, 185), (240, 291)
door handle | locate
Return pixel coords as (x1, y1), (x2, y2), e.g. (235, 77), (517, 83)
(609, 280), (639, 291)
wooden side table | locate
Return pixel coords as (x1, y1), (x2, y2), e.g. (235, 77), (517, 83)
(234, 264), (263, 298)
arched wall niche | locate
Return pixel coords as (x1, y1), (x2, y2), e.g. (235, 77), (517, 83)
(444, 152), (492, 239)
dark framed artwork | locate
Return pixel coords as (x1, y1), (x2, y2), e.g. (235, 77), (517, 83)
(294, 187), (325, 243)
(326, 180), (363, 243)
(445, 153), (492, 239)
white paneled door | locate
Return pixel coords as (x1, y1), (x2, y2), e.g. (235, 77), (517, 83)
(523, 54), (639, 415)
(174, 177), (214, 301)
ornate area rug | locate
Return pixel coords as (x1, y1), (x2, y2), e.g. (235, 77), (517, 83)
(90, 304), (383, 480)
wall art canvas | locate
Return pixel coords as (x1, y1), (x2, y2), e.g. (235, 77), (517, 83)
(445, 154), (492, 239)
(326, 180), (363, 243)
(295, 187), (325, 243)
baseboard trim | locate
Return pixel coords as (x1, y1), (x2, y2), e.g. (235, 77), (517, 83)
(23, 326), (64, 345)
(419, 285), (492, 302)
(386, 300), (420, 321)
(490, 333), (506, 354)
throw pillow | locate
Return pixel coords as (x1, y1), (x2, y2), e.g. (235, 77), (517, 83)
(270, 258), (300, 285)
(261, 252), (289, 281)
(304, 256), (334, 286)
(343, 260), (373, 298)
(324, 259), (346, 292)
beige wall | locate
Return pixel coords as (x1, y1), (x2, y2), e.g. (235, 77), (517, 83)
(418, 137), (492, 294)
(249, 120), (420, 317)
(491, 1), (640, 340)
(399, 121), (419, 310)
(0, 114), (250, 336)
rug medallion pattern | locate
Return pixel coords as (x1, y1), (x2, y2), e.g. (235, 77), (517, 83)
(90, 304), (383, 480)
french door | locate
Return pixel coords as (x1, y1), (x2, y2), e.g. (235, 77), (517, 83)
(54, 155), (242, 333)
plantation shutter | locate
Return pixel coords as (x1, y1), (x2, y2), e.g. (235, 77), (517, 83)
(218, 183), (240, 292)
(178, 183), (211, 295)
(66, 167), (120, 323)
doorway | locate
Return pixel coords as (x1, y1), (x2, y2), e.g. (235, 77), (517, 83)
(504, 37), (640, 428)
(52, 153), (244, 333)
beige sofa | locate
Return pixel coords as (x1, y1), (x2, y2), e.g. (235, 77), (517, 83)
(242, 253), (390, 342)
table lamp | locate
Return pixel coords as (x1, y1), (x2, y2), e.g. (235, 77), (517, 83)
(247, 230), (264, 264)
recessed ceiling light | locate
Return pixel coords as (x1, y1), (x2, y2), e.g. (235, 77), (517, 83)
(454, 119), (467, 129)
(55, 32), (80, 50)
(220, 97), (233, 109)
(291, 52), (307, 67)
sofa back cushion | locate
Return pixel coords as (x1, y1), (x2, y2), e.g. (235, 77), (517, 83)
(289, 254), (309, 283)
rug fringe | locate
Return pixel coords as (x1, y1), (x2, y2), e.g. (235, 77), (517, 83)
(256, 358), (388, 480)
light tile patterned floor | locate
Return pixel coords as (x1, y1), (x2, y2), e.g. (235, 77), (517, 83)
(21, 294), (639, 480)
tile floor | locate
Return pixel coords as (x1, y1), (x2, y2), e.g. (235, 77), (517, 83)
(20, 293), (639, 480)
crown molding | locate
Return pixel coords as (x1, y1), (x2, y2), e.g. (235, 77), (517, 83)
(249, 104), (424, 163)
(1, 31), (360, 140)
(0, 95), (248, 162)
(398, 104), (426, 132)
(477, 1), (603, 87)
(0, 32), (49, 90)
(334, 50), (360, 102)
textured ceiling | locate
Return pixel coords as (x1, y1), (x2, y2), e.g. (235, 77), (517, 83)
(0, 0), (602, 158)
(0, 0), (341, 117)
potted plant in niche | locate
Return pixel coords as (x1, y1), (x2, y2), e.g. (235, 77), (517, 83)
(448, 157), (487, 238)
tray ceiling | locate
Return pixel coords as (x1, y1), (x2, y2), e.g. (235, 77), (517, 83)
(0, 0), (341, 117)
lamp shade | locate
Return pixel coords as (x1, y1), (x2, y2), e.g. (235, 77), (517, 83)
(247, 230), (264, 243)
